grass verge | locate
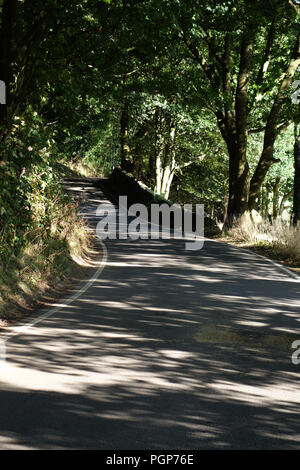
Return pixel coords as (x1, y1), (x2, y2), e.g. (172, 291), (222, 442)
(0, 208), (93, 327)
(0, 164), (97, 327)
(216, 214), (300, 275)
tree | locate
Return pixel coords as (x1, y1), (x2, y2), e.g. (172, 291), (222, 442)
(293, 122), (300, 223)
(163, 0), (300, 224)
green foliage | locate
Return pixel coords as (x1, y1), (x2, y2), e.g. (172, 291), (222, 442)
(0, 0), (299, 276)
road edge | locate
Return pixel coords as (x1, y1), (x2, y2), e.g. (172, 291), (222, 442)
(207, 236), (300, 281)
(0, 239), (108, 343)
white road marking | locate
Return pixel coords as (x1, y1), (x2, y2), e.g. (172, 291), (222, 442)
(208, 237), (300, 281)
(0, 240), (108, 345)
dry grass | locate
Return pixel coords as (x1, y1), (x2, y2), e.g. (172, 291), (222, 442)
(0, 196), (92, 324)
(226, 212), (300, 269)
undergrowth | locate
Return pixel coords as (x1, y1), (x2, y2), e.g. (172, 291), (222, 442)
(228, 212), (300, 264)
(0, 161), (91, 322)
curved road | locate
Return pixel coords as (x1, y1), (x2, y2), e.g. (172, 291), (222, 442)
(0, 178), (299, 449)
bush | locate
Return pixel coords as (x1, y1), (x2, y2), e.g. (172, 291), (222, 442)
(0, 160), (91, 320)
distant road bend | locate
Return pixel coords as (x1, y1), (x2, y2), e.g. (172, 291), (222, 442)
(0, 177), (299, 449)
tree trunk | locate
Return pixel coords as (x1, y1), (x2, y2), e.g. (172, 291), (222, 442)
(280, 189), (293, 216)
(223, 28), (253, 226)
(132, 122), (148, 179)
(226, 141), (250, 224)
(154, 109), (165, 194)
(147, 109), (158, 183)
(120, 98), (130, 171)
(154, 113), (176, 199)
(293, 123), (300, 224)
(272, 176), (281, 219)
(160, 124), (176, 199)
(249, 33), (300, 209)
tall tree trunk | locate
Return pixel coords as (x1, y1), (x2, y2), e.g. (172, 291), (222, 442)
(147, 108), (158, 183)
(160, 124), (176, 199)
(154, 113), (176, 199)
(132, 122), (148, 179)
(226, 140), (250, 224)
(272, 176), (281, 219)
(223, 28), (254, 226)
(120, 98), (130, 170)
(293, 123), (300, 224)
(154, 109), (165, 194)
(249, 33), (300, 209)
(280, 189), (293, 216)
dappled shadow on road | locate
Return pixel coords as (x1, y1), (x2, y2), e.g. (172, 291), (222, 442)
(0, 346), (299, 450)
(0, 234), (299, 449)
(0, 178), (299, 449)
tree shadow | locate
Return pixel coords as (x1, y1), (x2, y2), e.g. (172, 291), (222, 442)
(0, 179), (299, 449)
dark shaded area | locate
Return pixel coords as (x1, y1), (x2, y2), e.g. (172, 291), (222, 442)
(97, 171), (220, 236)
(99, 168), (163, 208)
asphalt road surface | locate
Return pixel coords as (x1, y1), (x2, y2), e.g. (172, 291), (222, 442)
(0, 178), (299, 450)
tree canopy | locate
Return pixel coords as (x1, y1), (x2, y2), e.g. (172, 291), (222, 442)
(0, 0), (299, 246)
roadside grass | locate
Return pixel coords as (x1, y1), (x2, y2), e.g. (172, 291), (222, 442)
(219, 214), (300, 273)
(0, 182), (93, 326)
